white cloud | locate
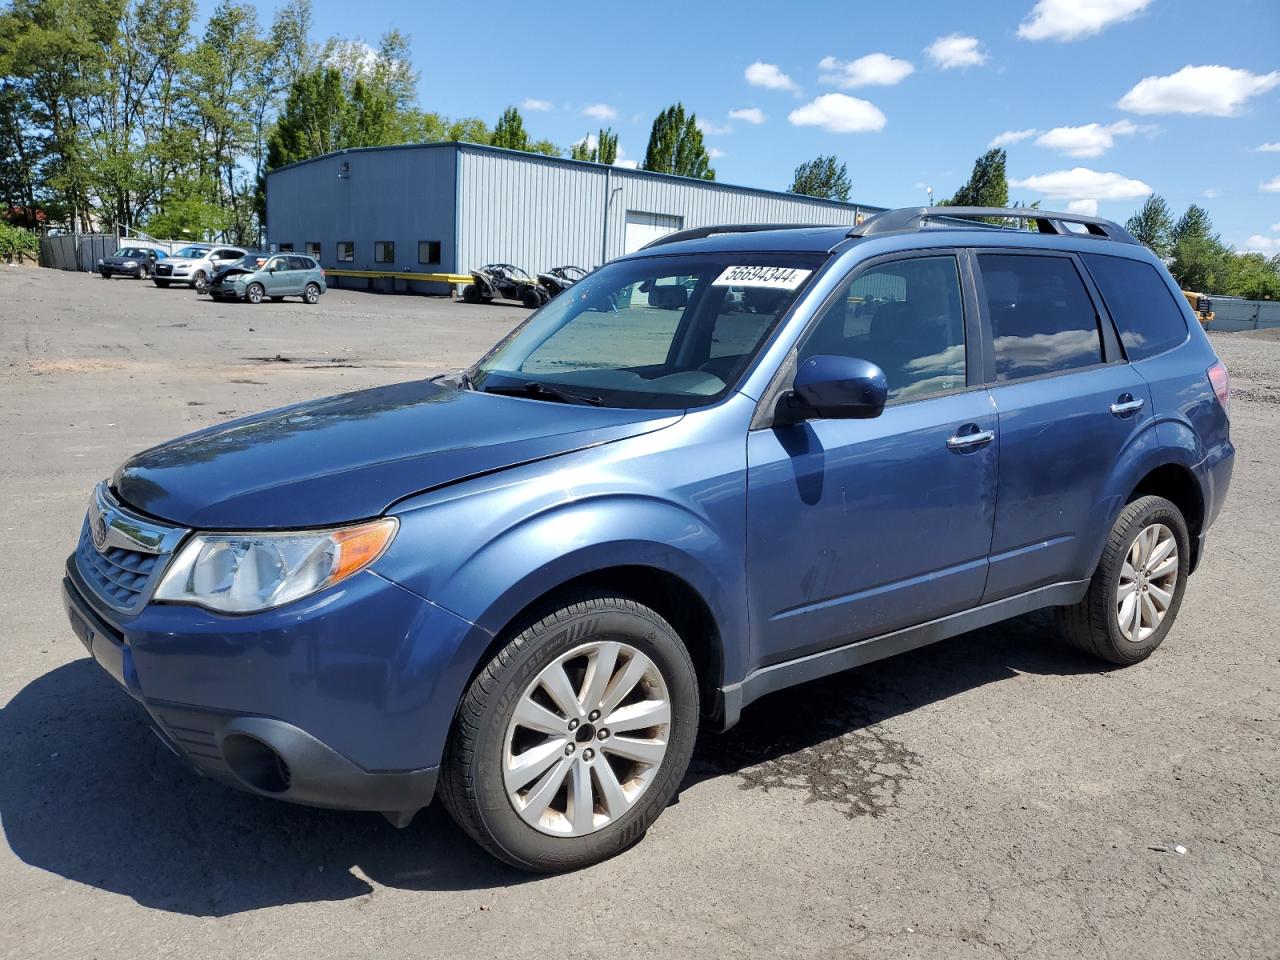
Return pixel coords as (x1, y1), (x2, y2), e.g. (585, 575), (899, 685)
(521, 98), (553, 112)
(1263, 176), (1280, 193)
(1066, 198), (1099, 215)
(1202, 187), (1220, 199)
(729, 107), (766, 124)
(1119, 65), (1280, 116)
(788, 93), (887, 133)
(925, 34), (987, 69)
(613, 145), (637, 169)
(582, 103), (618, 121)
(572, 133), (598, 150)
(1273, 223), (1280, 232)
(1034, 120), (1139, 157)
(989, 128), (1038, 148)
(819, 52), (915, 88)
(745, 61), (797, 91)
(1018, 0), (1152, 41)
(696, 118), (732, 135)
(1009, 166), (1153, 200)
(1243, 234), (1280, 253)
(1258, 142), (1280, 152)
(707, 147), (727, 159)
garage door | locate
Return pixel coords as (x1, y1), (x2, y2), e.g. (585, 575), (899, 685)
(624, 211), (684, 253)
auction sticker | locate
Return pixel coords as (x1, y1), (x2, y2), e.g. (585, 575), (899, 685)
(711, 265), (811, 289)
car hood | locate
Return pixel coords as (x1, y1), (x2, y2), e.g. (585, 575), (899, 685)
(164, 257), (201, 266)
(113, 379), (681, 529)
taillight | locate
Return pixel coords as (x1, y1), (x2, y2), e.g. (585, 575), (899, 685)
(1207, 360), (1230, 415)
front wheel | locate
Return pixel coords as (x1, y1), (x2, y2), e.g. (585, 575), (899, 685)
(303, 282), (321, 304)
(192, 270), (208, 292)
(462, 283), (482, 303)
(138, 265), (149, 280)
(439, 596), (699, 872)
(153, 279), (170, 288)
(100, 270), (111, 279)
(1055, 495), (1190, 664)
(245, 282), (264, 304)
(520, 287), (544, 309)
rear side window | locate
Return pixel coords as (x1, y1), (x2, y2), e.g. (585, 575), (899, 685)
(287, 256), (312, 270)
(1081, 253), (1188, 361)
(977, 254), (1102, 381)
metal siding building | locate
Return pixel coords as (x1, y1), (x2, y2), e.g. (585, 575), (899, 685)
(265, 142), (882, 292)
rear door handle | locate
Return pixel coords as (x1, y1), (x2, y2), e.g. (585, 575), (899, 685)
(947, 428), (995, 450)
(1110, 397), (1144, 417)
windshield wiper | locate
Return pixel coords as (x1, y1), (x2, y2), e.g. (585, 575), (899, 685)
(483, 381), (602, 406)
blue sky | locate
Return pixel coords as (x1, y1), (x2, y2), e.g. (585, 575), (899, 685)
(280, 0), (1277, 250)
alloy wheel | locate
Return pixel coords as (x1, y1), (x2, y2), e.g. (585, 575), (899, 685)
(503, 641), (671, 837)
(1116, 522), (1178, 642)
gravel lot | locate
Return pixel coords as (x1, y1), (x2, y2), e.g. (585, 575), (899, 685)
(1, 265), (1276, 960)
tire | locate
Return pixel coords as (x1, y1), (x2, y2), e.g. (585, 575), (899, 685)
(520, 287), (543, 309)
(192, 270), (208, 292)
(462, 283), (482, 304)
(138, 265), (149, 280)
(245, 282), (264, 305)
(303, 283), (320, 304)
(100, 270), (111, 279)
(153, 279), (170, 288)
(1055, 495), (1190, 665)
(439, 595), (699, 873)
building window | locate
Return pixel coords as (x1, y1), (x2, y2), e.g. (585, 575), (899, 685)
(418, 240), (442, 265)
(337, 241), (354, 262)
(278, 242), (294, 252)
(306, 242), (321, 260)
(374, 241), (395, 263)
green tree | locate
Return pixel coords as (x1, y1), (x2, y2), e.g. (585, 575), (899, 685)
(642, 103), (714, 180)
(944, 148), (1008, 211)
(1173, 204), (1214, 244)
(570, 127), (618, 164)
(1223, 252), (1280, 300)
(490, 106), (529, 151)
(1125, 195), (1175, 258)
(789, 154), (851, 201)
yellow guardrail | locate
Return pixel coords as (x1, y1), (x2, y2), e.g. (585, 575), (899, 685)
(324, 268), (473, 284)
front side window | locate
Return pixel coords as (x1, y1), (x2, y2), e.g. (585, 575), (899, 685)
(337, 241), (354, 262)
(799, 255), (967, 402)
(375, 241), (395, 263)
(1081, 253), (1187, 361)
(472, 254), (823, 409)
(978, 254), (1102, 381)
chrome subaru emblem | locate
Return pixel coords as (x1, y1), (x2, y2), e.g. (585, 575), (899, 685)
(91, 510), (109, 551)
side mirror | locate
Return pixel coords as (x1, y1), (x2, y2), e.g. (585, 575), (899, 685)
(776, 355), (888, 424)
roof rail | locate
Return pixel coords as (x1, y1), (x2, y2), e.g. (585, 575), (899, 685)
(848, 206), (1138, 244)
(641, 222), (837, 250)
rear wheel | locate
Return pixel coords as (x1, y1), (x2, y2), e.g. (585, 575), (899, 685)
(245, 282), (264, 305)
(1055, 495), (1189, 664)
(439, 596), (699, 872)
(303, 283), (321, 304)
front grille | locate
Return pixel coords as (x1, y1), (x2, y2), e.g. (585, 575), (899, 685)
(154, 263), (172, 276)
(75, 520), (162, 611)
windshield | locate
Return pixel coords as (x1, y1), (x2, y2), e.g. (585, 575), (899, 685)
(175, 245), (211, 258)
(117, 248), (148, 258)
(229, 255), (268, 270)
(471, 253), (824, 409)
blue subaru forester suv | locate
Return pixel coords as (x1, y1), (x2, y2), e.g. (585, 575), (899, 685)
(63, 207), (1233, 872)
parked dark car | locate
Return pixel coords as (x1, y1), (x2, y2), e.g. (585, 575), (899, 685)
(98, 246), (166, 279)
(206, 253), (326, 304)
(63, 207), (1233, 873)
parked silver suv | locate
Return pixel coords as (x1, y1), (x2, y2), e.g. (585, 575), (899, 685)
(153, 245), (247, 291)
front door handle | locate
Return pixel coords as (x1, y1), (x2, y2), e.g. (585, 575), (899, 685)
(1110, 396), (1145, 417)
(947, 428), (995, 450)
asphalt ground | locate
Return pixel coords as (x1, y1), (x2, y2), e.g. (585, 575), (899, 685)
(0, 265), (1276, 960)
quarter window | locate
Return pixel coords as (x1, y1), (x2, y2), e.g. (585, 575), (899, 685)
(977, 254), (1102, 381)
(419, 240), (442, 265)
(1081, 253), (1188, 361)
(800, 255), (967, 402)
(337, 241), (354, 262)
(374, 241), (395, 263)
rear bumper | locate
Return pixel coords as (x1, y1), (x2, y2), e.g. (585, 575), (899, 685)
(61, 560), (480, 819)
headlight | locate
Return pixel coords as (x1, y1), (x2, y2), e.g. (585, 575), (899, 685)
(97, 258), (104, 266)
(123, 260), (137, 268)
(155, 518), (398, 613)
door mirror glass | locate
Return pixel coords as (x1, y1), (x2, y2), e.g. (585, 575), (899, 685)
(781, 355), (888, 422)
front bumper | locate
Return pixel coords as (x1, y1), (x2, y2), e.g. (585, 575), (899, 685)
(62, 557), (482, 820)
(100, 264), (143, 276)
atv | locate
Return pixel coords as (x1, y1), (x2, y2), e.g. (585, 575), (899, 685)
(462, 263), (547, 309)
(537, 265), (588, 300)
